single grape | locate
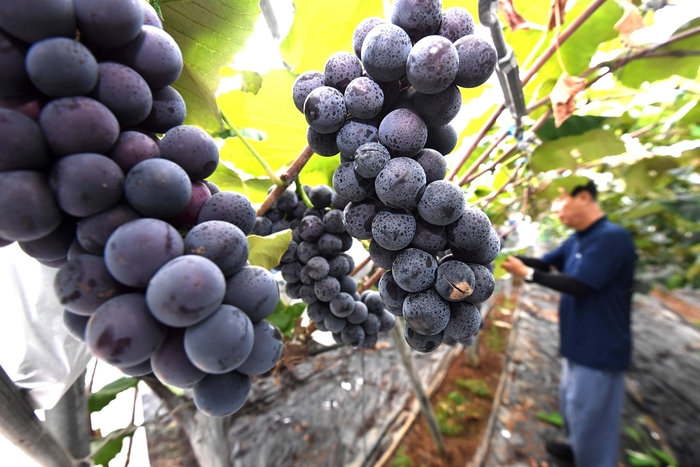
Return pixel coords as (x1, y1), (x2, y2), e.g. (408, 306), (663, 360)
(299, 215), (325, 242)
(378, 109), (428, 159)
(236, 321), (283, 376)
(344, 77), (384, 120)
(300, 284), (318, 305)
(363, 291), (385, 315)
(150, 328), (206, 389)
(137, 86), (186, 134)
(322, 209), (345, 233)
(125, 158), (191, 219)
(451, 227), (501, 265)
(160, 125), (219, 181)
(375, 157), (427, 210)
(403, 289), (450, 335)
(330, 292), (355, 318)
(168, 181), (212, 228)
(50, 153), (124, 217)
(446, 207), (492, 251)
(378, 271), (409, 315)
(308, 185), (333, 209)
(198, 192), (257, 235)
(307, 127), (339, 156)
(352, 17), (385, 58)
(39, 97), (119, 157)
(336, 119), (379, 160)
(404, 325), (444, 353)
(0, 109), (49, 172)
(91, 62), (152, 126)
(63, 309), (89, 342)
(73, 0), (144, 48)
(390, 0), (442, 42)
(434, 260), (475, 302)
(328, 255), (351, 278)
(0, 171), (62, 242)
(343, 200), (382, 240)
(104, 218), (184, 288)
(184, 220), (248, 277)
(193, 371), (251, 417)
(0, 0), (76, 44)
(417, 180), (465, 226)
(368, 239), (398, 270)
(426, 124), (458, 155)
(146, 255), (226, 327)
(223, 266), (279, 322)
(361, 313), (381, 335)
(292, 70), (326, 113)
(184, 304), (254, 373)
(453, 35), (498, 88)
(252, 216), (273, 236)
(314, 276), (341, 302)
(75, 204), (140, 255)
(332, 161), (374, 203)
(143, 1), (163, 28)
(392, 248), (438, 293)
(378, 309), (396, 332)
(117, 359), (153, 377)
(107, 25), (183, 89)
(341, 323), (366, 347)
(86, 293), (168, 366)
(415, 148), (447, 184)
(406, 36), (459, 95)
(317, 233), (343, 257)
(0, 31), (32, 98)
(304, 86), (347, 134)
(371, 209), (416, 251)
(324, 313), (347, 333)
(437, 7), (475, 43)
(463, 263), (496, 305)
(411, 216), (447, 254)
(306, 302), (330, 324)
(414, 85), (462, 127)
(306, 256), (330, 281)
(445, 301), (481, 340)
(324, 51), (363, 93)
(54, 254), (124, 315)
(354, 142), (391, 179)
(106, 131), (160, 174)
(361, 24), (412, 82)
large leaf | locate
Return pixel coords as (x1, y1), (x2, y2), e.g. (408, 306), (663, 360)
(623, 156), (680, 196)
(530, 129), (625, 173)
(161, 0), (260, 132)
(618, 19), (700, 89)
(217, 70), (309, 176)
(247, 229), (293, 269)
(91, 428), (136, 467)
(207, 162), (273, 205)
(536, 115), (607, 141)
(536, 175), (591, 201)
(299, 154), (340, 188)
(280, 0), (384, 73)
(88, 377), (139, 413)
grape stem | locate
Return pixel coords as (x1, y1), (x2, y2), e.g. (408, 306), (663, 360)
(455, 128), (509, 186)
(257, 145), (315, 216)
(220, 110), (284, 186)
(358, 267), (385, 294)
(295, 180), (314, 208)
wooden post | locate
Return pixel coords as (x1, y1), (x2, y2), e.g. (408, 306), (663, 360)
(467, 333), (481, 368)
(0, 365), (77, 467)
(390, 320), (446, 457)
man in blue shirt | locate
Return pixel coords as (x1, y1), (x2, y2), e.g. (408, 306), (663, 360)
(503, 179), (637, 467)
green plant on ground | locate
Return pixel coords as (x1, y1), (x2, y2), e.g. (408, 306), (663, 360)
(484, 324), (508, 353)
(624, 422), (678, 467)
(435, 391), (468, 436)
(536, 411), (564, 427)
(391, 446), (412, 467)
(455, 378), (491, 398)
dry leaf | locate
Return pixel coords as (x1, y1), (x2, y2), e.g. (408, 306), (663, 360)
(548, 0), (568, 31)
(615, 4), (645, 47)
(550, 73), (587, 127)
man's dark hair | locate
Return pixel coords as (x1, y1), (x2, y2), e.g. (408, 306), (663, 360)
(570, 179), (597, 200)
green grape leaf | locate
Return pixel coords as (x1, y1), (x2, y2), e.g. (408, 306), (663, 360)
(88, 377), (139, 413)
(247, 229), (293, 270)
(206, 162), (273, 205)
(241, 71), (264, 94)
(651, 448), (678, 466)
(299, 154), (340, 188)
(91, 428), (136, 467)
(161, 0), (260, 132)
(266, 301), (306, 338)
(530, 129), (624, 173)
(217, 70), (308, 177)
(618, 19), (700, 89)
(536, 116), (607, 141)
(624, 425), (642, 444)
(279, 0), (384, 73)
(537, 175), (591, 201)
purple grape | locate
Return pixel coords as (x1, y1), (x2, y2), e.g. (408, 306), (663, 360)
(0, 30), (32, 98)
(104, 218), (184, 288)
(361, 313), (381, 335)
(309, 185), (333, 209)
(330, 292), (355, 318)
(306, 256), (330, 280)
(352, 17), (386, 58)
(403, 289), (450, 335)
(87, 293), (168, 366)
(404, 324), (444, 353)
(341, 323), (366, 347)
(106, 131), (160, 174)
(336, 119), (379, 160)
(417, 180), (465, 226)
(378, 271), (408, 315)
(236, 321), (283, 376)
(146, 255), (226, 327)
(414, 85), (462, 127)
(361, 24), (412, 82)
(184, 304), (254, 373)
(307, 127), (339, 156)
(92, 62), (152, 126)
(159, 125), (219, 181)
(299, 215), (325, 242)
(371, 209), (416, 251)
(359, 332), (379, 349)
(342, 199), (382, 240)
(137, 86), (186, 134)
(317, 233), (343, 257)
(378, 108), (428, 158)
(453, 35), (497, 88)
(324, 313), (347, 333)
(197, 192), (257, 235)
(314, 276), (341, 302)
(323, 209), (345, 233)
(437, 7), (475, 43)
(0, 109), (49, 172)
(374, 156), (427, 210)
(63, 309), (89, 342)
(415, 148), (447, 184)
(73, 0), (144, 48)
(435, 260), (475, 302)
(451, 228), (501, 265)
(426, 124), (458, 155)
(304, 85), (347, 134)
(0, 171), (62, 242)
(332, 161), (374, 203)
(150, 328), (206, 389)
(143, 1), (162, 28)
(378, 309), (396, 332)
(193, 371), (251, 417)
(26, 38), (98, 98)
(76, 204), (140, 256)
(354, 142), (391, 179)
(293, 70), (326, 113)
(446, 207), (492, 251)
(19, 217), (75, 262)
(406, 35), (459, 94)
(0, 0), (76, 44)
(224, 266), (279, 322)
(328, 255), (351, 278)
(390, 0), (442, 42)
(392, 248), (437, 293)
(347, 301), (369, 325)
(463, 263), (496, 305)
(344, 77), (384, 120)
(184, 220), (249, 277)
(54, 254), (124, 315)
(125, 158), (191, 219)
(445, 301), (481, 340)
(324, 51), (363, 93)
(307, 302), (330, 323)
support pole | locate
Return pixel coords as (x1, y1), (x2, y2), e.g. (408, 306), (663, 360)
(390, 320), (446, 457)
(0, 365), (76, 467)
(44, 371), (91, 467)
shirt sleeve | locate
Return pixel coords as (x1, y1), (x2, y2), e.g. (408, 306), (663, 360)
(531, 270), (593, 297)
(541, 239), (569, 271)
(572, 229), (636, 291)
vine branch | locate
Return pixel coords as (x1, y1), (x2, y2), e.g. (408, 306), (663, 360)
(257, 145), (315, 216)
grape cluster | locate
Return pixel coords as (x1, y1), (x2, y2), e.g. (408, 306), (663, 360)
(253, 184), (396, 348)
(291, 2), (500, 353)
(0, 0), (283, 418)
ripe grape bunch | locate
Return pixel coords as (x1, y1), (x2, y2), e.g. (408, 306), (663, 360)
(0, 0), (283, 418)
(254, 184), (396, 348)
(291, 0), (500, 353)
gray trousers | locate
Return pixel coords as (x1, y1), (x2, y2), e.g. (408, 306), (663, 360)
(560, 358), (625, 467)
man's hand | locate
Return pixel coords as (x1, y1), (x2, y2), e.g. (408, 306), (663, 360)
(502, 256), (530, 278)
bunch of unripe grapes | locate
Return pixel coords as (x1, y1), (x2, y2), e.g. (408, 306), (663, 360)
(291, 0), (500, 353)
(254, 184), (396, 348)
(0, 0), (283, 417)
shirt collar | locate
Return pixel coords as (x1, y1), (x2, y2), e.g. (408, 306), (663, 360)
(576, 215), (607, 239)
